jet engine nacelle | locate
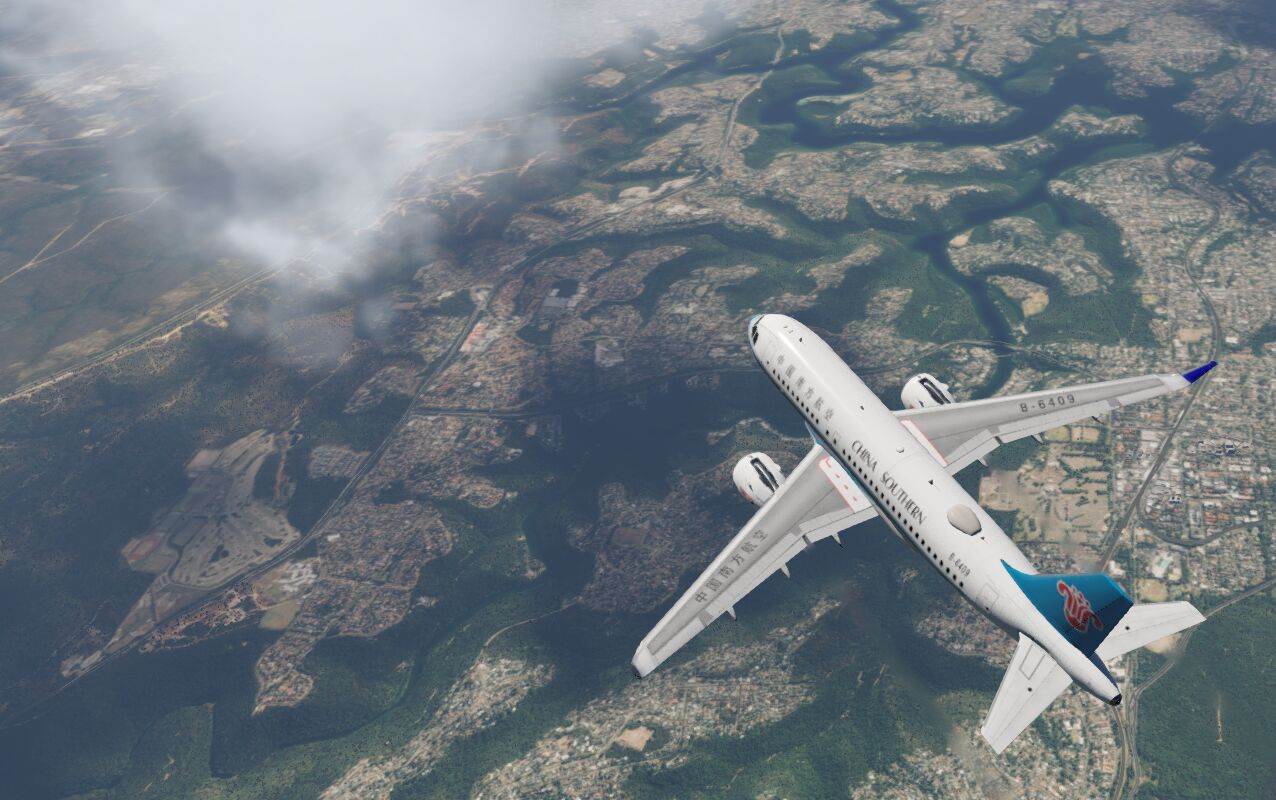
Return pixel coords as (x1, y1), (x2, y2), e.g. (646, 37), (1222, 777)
(901, 373), (955, 410)
(732, 452), (785, 507)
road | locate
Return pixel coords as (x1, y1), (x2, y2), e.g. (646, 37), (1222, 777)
(0, 261), (281, 408)
(1097, 146), (1225, 572)
(715, 27), (784, 169)
(1107, 141), (1233, 800)
(1115, 576), (1275, 800)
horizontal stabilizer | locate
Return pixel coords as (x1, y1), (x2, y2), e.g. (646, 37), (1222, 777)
(981, 633), (1072, 754)
(1095, 601), (1205, 661)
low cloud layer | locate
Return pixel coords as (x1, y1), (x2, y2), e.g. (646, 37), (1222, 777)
(0, 0), (727, 286)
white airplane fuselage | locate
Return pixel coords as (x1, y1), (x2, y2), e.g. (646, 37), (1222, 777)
(749, 314), (1122, 705)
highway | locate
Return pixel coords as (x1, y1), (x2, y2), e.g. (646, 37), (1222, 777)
(0, 261), (280, 408)
(1107, 144), (1231, 800)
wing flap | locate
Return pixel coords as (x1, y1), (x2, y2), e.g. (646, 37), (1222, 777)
(981, 633), (1073, 754)
(632, 445), (876, 677)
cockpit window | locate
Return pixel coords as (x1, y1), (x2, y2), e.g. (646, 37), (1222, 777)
(751, 323), (759, 344)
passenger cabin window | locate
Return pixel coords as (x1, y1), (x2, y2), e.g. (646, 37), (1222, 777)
(947, 505), (982, 535)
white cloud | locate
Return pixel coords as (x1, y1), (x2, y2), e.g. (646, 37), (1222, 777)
(0, 0), (729, 286)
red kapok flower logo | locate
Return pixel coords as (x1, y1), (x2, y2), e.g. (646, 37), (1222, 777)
(1057, 580), (1103, 633)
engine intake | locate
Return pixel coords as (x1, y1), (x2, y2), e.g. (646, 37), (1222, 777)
(733, 452), (785, 506)
(901, 373), (954, 410)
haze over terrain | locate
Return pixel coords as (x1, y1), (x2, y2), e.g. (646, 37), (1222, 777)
(0, 0), (726, 299)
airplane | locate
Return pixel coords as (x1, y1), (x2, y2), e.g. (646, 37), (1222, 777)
(632, 313), (1212, 753)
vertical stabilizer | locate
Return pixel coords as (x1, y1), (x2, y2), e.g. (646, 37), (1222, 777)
(1002, 562), (1133, 656)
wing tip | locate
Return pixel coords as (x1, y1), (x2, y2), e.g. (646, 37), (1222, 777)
(979, 725), (1011, 755)
(1182, 360), (1218, 384)
(631, 649), (657, 679)
(1167, 600), (1207, 627)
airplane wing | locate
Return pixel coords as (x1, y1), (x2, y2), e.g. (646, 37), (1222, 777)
(632, 444), (877, 677)
(895, 362), (1216, 473)
(981, 633), (1074, 754)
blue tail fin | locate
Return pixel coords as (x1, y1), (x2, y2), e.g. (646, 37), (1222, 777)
(1002, 562), (1133, 655)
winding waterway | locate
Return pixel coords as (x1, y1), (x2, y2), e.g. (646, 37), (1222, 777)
(642, 0), (1268, 398)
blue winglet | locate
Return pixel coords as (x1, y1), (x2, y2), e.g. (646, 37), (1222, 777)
(1182, 360), (1217, 383)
